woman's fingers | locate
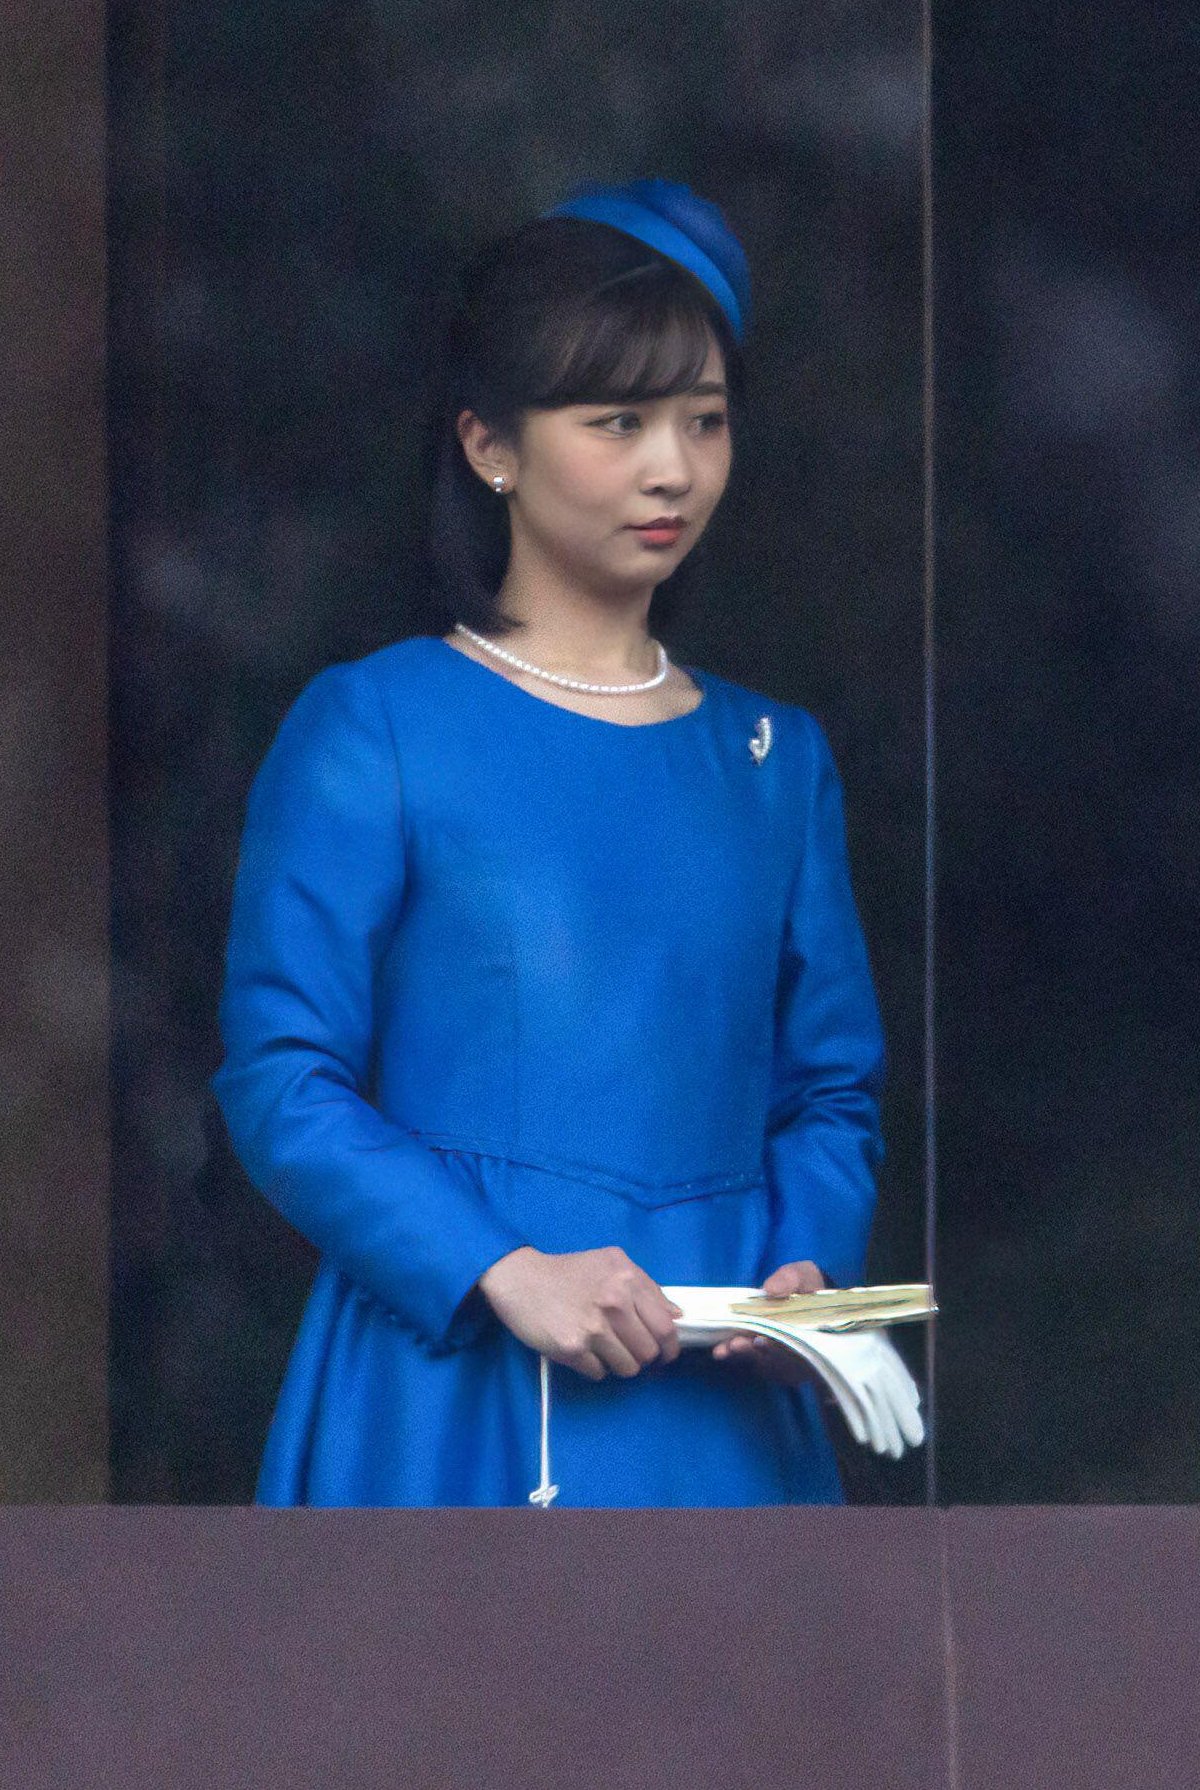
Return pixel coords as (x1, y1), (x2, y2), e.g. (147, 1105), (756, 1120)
(713, 1332), (761, 1363)
(594, 1264), (678, 1373)
(609, 1284), (686, 1370)
(592, 1327), (644, 1379)
(712, 1332), (825, 1388)
(761, 1259), (826, 1297)
(511, 1249), (691, 1381)
(571, 1348), (607, 1382)
(635, 1287), (683, 1364)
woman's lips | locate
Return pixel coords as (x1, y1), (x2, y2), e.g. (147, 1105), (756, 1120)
(628, 522), (685, 544)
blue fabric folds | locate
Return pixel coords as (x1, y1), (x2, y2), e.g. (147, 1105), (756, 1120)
(210, 635), (886, 1506)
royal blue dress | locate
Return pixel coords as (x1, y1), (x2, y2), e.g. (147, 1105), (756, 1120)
(210, 633), (886, 1507)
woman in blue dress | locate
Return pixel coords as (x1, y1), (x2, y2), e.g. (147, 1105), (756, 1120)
(210, 179), (887, 1507)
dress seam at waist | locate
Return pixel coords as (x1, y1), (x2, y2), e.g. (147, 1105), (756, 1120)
(402, 1125), (767, 1202)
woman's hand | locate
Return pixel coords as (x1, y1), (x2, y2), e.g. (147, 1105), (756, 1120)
(711, 1259), (827, 1385)
(478, 1245), (685, 1382)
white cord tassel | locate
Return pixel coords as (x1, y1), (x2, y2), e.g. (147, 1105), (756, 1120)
(527, 1353), (559, 1507)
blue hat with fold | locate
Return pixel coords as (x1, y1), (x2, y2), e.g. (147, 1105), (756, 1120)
(539, 177), (752, 344)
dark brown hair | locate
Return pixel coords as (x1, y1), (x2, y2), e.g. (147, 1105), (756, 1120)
(416, 214), (746, 640)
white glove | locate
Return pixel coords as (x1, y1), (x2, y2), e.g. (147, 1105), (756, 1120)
(783, 1327), (925, 1460)
(662, 1285), (926, 1461)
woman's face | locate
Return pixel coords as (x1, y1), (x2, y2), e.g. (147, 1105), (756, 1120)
(471, 332), (733, 597)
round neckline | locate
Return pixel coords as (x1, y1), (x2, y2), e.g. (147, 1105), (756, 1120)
(431, 634), (710, 732)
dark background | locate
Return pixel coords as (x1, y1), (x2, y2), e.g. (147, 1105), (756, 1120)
(102, 1), (1199, 1505)
(934, 8), (1200, 1501)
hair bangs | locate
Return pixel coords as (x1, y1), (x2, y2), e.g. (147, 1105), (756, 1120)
(532, 281), (719, 409)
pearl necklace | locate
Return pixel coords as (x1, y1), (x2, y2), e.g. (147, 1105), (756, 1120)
(453, 622), (670, 694)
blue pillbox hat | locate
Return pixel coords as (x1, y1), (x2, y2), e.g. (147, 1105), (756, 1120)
(539, 177), (752, 344)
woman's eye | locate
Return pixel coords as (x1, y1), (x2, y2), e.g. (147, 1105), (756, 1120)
(593, 410), (728, 435)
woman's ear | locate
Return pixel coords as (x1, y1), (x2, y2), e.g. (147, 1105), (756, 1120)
(456, 408), (514, 492)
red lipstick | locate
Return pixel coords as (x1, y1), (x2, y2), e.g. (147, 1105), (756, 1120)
(628, 516), (685, 545)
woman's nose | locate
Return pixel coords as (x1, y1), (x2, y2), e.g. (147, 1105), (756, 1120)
(640, 427), (694, 492)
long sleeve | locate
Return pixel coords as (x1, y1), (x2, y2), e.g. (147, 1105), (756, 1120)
(762, 713), (887, 1290)
(209, 657), (528, 1353)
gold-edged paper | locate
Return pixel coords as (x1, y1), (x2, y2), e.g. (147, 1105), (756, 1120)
(727, 1282), (937, 1333)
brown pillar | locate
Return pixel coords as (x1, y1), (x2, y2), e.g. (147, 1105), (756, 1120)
(0, 3), (109, 1498)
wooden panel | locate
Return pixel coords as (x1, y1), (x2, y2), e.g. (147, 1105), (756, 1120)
(948, 1507), (1200, 1790)
(0, 2), (109, 1498)
(0, 1508), (947, 1789)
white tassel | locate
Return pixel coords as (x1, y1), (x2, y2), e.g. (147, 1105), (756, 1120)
(527, 1353), (560, 1507)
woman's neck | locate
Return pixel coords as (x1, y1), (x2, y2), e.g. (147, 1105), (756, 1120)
(489, 581), (658, 679)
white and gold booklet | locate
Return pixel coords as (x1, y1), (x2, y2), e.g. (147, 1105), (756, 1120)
(526, 1283), (936, 1506)
(661, 1282), (937, 1461)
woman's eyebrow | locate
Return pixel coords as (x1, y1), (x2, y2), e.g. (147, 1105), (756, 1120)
(581, 380), (728, 407)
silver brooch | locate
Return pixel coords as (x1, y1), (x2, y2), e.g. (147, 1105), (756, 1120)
(749, 715), (772, 763)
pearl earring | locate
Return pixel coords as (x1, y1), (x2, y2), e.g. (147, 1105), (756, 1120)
(492, 475), (507, 493)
